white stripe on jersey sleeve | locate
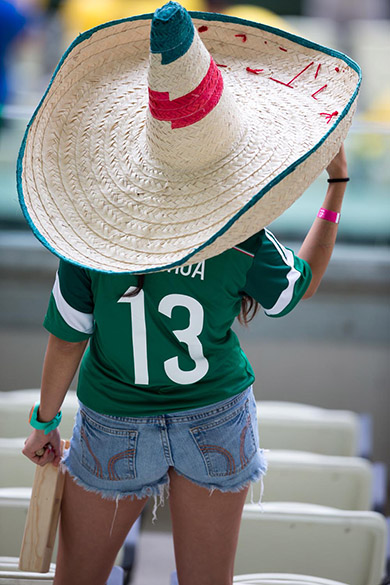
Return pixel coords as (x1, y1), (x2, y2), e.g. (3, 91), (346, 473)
(263, 229), (302, 316)
(53, 273), (94, 334)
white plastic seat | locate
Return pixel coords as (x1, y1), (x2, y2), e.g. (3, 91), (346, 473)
(0, 573), (54, 584)
(0, 488), (36, 559)
(0, 488), (59, 563)
(233, 574), (349, 585)
(0, 557), (54, 584)
(0, 439), (35, 488)
(0, 391), (78, 439)
(235, 502), (387, 585)
(256, 401), (360, 456)
(248, 450), (373, 510)
(0, 557), (124, 584)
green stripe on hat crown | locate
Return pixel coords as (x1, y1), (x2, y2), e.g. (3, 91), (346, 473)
(150, 1), (194, 65)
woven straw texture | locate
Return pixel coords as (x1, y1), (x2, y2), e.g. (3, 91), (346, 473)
(18, 12), (360, 273)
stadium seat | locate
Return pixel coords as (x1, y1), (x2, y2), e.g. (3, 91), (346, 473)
(256, 401), (360, 456)
(255, 402), (387, 512)
(248, 450), (373, 510)
(0, 488), (32, 559)
(233, 574), (349, 585)
(0, 391), (78, 439)
(235, 502), (387, 585)
(0, 556), (54, 584)
(0, 439), (35, 488)
(0, 554), (124, 583)
(171, 571), (350, 585)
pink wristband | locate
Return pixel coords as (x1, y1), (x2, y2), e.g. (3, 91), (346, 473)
(317, 207), (340, 224)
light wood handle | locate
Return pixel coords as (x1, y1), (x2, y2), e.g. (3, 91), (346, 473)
(19, 439), (70, 573)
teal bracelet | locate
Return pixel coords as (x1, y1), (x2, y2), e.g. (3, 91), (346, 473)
(29, 402), (62, 435)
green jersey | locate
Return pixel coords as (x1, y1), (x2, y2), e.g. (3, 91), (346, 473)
(44, 229), (311, 416)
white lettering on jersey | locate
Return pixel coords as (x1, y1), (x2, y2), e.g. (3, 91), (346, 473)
(191, 261), (205, 281)
(118, 288), (149, 385)
(167, 267), (180, 275)
(159, 294), (209, 384)
(180, 265), (192, 276)
(167, 261), (205, 281)
(118, 290), (209, 386)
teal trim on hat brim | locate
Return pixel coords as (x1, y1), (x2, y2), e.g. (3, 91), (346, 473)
(17, 9), (361, 275)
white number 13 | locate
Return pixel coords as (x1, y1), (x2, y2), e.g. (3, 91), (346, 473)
(118, 289), (209, 386)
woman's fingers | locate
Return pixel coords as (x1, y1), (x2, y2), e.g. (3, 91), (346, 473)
(22, 429), (62, 466)
(30, 445), (54, 466)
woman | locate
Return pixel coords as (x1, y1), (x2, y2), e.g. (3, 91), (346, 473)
(22, 146), (349, 585)
(20, 3), (358, 584)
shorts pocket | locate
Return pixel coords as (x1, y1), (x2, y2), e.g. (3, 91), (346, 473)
(80, 409), (138, 481)
(190, 398), (258, 477)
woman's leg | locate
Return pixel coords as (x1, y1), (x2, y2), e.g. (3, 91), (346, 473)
(168, 468), (249, 585)
(54, 472), (148, 585)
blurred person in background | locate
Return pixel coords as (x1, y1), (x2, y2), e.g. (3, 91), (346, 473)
(40, 0), (67, 76)
(0, 0), (26, 129)
(304, 0), (389, 20)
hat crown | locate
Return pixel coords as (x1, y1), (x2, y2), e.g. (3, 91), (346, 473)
(150, 2), (194, 65)
(145, 2), (245, 170)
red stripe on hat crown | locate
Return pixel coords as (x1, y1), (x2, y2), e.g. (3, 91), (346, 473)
(149, 57), (223, 129)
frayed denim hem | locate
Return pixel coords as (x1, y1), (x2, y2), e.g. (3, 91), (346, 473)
(61, 458), (168, 501)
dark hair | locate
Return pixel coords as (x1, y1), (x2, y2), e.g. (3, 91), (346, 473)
(238, 294), (260, 326)
(124, 274), (259, 325)
(123, 274), (145, 298)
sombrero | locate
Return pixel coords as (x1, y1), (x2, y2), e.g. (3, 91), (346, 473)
(17, 1), (361, 273)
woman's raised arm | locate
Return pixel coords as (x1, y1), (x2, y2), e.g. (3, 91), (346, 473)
(299, 145), (349, 298)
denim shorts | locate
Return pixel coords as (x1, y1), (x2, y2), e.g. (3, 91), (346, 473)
(62, 386), (268, 502)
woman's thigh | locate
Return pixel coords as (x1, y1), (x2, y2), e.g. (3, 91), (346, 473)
(54, 472), (148, 585)
(168, 468), (249, 585)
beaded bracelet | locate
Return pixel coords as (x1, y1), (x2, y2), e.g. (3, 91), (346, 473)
(327, 178), (350, 183)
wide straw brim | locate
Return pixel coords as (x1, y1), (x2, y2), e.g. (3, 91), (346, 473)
(18, 12), (361, 273)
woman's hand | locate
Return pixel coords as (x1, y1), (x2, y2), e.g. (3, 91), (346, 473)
(326, 144), (348, 179)
(22, 427), (62, 467)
